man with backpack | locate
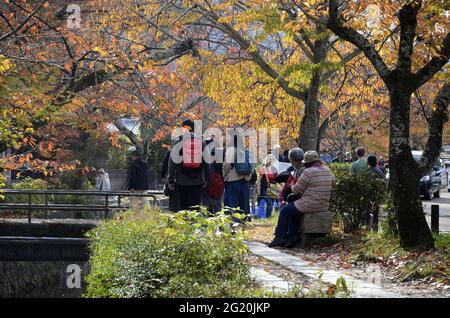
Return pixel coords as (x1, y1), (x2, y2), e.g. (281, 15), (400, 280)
(223, 131), (254, 215)
(168, 119), (207, 210)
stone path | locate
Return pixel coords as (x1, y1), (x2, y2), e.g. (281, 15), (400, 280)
(250, 267), (290, 292)
(246, 241), (403, 298)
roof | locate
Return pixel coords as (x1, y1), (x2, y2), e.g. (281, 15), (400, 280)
(107, 118), (141, 135)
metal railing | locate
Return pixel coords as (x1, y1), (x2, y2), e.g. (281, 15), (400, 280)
(0, 189), (163, 223)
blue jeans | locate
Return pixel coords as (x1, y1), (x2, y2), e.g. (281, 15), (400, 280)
(224, 179), (250, 215)
(274, 202), (302, 239)
(258, 189), (273, 218)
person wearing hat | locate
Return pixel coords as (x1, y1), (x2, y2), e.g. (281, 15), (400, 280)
(268, 150), (333, 248)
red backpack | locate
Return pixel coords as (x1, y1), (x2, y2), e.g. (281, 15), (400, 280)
(207, 170), (225, 199)
(182, 135), (202, 169)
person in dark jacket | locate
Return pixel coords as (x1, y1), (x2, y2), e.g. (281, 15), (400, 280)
(365, 154), (384, 230)
(162, 148), (178, 212)
(127, 150), (149, 212)
(367, 155), (384, 179)
(168, 119), (207, 211)
(202, 134), (223, 213)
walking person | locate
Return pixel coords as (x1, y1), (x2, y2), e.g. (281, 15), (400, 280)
(127, 150), (149, 212)
(223, 131), (254, 216)
(257, 154), (278, 218)
(162, 147), (179, 212)
(268, 151), (333, 248)
(349, 147), (367, 175)
(168, 119), (206, 211)
(96, 168), (111, 191)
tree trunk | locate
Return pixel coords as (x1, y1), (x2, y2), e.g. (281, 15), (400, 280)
(388, 84), (434, 249)
(298, 28), (328, 152)
(298, 103), (320, 151)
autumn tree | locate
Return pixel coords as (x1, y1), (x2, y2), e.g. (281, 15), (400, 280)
(324, 0), (450, 249)
(0, 0), (201, 173)
(180, 0), (367, 150)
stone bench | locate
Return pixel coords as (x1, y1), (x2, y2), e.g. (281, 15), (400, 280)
(298, 211), (332, 247)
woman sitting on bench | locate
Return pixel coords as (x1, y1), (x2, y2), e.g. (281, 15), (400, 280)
(268, 151), (333, 248)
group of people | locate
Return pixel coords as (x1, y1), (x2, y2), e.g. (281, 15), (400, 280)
(161, 119), (255, 215)
(349, 147), (386, 179)
(123, 118), (387, 249)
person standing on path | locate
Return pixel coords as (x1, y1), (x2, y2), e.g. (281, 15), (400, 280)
(223, 131), (254, 216)
(168, 119), (207, 211)
(162, 147), (179, 212)
(256, 154), (278, 218)
(350, 147), (367, 175)
(202, 134), (224, 213)
(127, 150), (149, 212)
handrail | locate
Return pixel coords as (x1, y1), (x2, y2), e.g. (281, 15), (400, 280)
(0, 189), (165, 223)
(1, 189), (164, 195)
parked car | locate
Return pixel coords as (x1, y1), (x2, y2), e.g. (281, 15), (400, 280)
(445, 161), (450, 192)
(412, 151), (442, 200)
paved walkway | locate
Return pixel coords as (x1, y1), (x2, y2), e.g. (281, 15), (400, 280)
(250, 267), (290, 293)
(246, 241), (403, 298)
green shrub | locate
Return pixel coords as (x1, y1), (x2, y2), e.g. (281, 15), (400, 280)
(9, 177), (49, 204)
(330, 163), (387, 232)
(0, 173), (5, 201)
(84, 207), (255, 298)
(49, 171), (94, 205)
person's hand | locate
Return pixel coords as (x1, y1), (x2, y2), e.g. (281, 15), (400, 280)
(168, 184), (175, 191)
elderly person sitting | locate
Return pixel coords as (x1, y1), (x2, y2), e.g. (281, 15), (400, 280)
(268, 151), (333, 248)
(277, 148), (305, 208)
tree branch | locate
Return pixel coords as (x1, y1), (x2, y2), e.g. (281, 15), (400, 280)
(327, 0), (390, 84)
(196, 5), (308, 102)
(396, 1), (421, 72)
(420, 84), (450, 171)
(0, 0), (45, 42)
(412, 32), (450, 89)
(113, 116), (144, 154)
(321, 47), (361, 82)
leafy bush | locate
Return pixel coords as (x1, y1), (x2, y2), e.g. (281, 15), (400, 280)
(84, 207), (256, 298)
(330, 163), (387, 232)
(0, 173), (5, 201)
(9, 177), (49, 204)
(8, 176), (93, 205)
(107, 144), (130, 170)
